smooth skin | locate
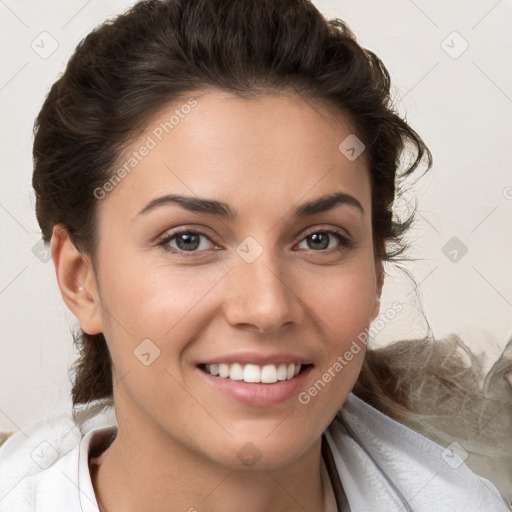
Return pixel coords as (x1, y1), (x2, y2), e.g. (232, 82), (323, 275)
(51, 88), (382, 512)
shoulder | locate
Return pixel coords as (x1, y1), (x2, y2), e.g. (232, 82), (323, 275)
(326, 392), (511, 511)
(0, 406), (80, 510)
(0, 400), (115, 512)
(353, 334), (512, 504)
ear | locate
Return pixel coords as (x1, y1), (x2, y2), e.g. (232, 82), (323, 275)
(50, 224), (103, 335)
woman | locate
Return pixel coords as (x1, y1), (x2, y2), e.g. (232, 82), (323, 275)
(0, 0), (509, 510)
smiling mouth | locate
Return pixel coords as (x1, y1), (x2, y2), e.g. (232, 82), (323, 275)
(198, 363), (314, 384)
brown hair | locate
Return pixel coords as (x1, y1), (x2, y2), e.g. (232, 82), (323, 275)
(32, 0), (431, 411)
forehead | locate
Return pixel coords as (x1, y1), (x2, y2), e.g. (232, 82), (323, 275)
(99, 89), (371, 221)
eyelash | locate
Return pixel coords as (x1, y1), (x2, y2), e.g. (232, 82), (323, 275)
(156, 226), (355, 258)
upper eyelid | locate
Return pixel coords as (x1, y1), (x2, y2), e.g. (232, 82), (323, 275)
(300, 225), (351, 239)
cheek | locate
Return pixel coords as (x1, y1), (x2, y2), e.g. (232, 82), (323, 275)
(305, 263), (378, 341)
(295, 267), (374, 425)
(100, 248), (377, 355)
(97, 258), (229, 361)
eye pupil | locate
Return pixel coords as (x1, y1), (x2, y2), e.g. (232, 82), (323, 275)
(308, 232), (330, 250)
(177, 233), (200, 251)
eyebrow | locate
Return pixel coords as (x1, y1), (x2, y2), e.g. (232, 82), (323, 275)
(135, 191), (365, 221)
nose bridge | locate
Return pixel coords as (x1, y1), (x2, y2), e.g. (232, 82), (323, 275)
(224, 236), (301, 332)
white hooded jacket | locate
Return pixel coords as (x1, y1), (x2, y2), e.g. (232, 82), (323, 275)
(0, 392), (509, 511)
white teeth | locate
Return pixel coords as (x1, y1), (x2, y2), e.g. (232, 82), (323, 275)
(218, 363), (229, 378)
(277, 363), (288, 381)
(229, 363), (244, 381)
(205, 363), (303, 383)
(243, 364), (260, 383)
(261, 364), (278, 383)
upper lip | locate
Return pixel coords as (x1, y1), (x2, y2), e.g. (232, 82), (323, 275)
(199, 352), (314, 367)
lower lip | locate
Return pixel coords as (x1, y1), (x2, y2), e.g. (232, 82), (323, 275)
(197, 366), (313, 407)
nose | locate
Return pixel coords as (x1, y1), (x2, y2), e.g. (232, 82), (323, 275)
(222, 247), (303, 335)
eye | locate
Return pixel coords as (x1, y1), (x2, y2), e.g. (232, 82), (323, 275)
(296, 228), (353, 253)
(157, 229), (217, 255)
(157, 226), (354, 257)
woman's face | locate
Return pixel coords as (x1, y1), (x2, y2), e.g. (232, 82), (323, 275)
(85, 89), (380, 468)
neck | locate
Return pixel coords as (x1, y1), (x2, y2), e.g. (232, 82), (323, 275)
(90, 427), (337, 512)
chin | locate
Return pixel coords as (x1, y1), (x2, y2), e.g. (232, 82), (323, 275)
(202, 429), (318, 471)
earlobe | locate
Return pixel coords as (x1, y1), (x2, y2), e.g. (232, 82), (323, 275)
(50, 224), (103, 335)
